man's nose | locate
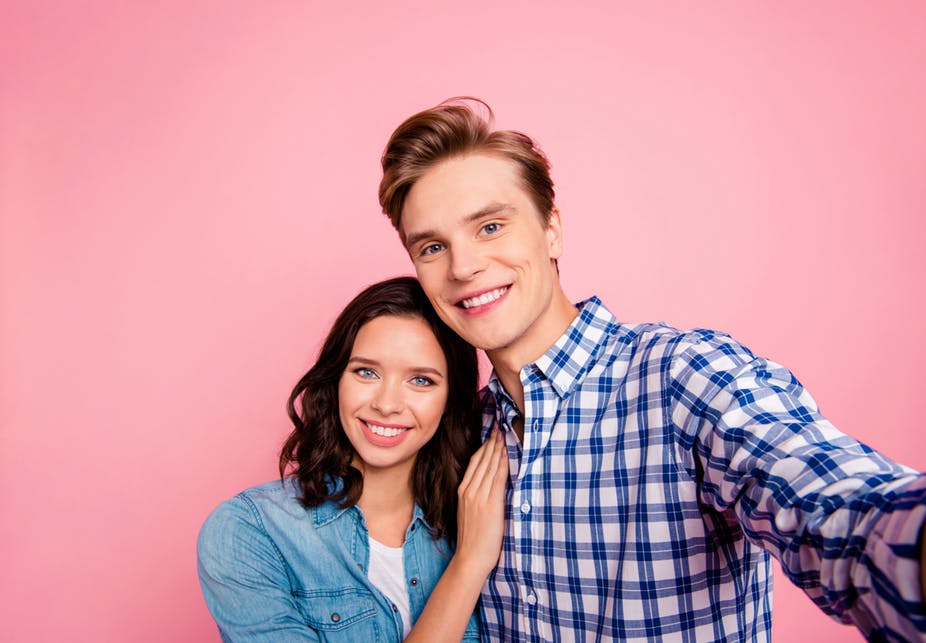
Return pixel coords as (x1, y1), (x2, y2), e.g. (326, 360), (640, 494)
(448, 242), (486, 281)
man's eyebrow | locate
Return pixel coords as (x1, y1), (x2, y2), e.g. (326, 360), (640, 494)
(404, 202), (514, 250)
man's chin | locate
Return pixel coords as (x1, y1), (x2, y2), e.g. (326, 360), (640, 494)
(458, 330), (512, 354)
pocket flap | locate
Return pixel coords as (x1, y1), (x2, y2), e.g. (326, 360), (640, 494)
(293, 587), (378, 631)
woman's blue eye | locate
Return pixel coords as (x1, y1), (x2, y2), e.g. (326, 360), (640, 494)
(356, 368), (377, 379)
(411, 375), (434, 386)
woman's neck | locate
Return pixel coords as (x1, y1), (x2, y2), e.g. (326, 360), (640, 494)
(356, 463), (416, 547)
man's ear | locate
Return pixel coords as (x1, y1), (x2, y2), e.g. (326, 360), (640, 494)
(546, 205), (564, 260)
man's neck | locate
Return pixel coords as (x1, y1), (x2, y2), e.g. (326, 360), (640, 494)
(487, 288), (579, 422)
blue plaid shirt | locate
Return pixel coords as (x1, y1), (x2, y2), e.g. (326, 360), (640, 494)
(479, 296), (926, 642)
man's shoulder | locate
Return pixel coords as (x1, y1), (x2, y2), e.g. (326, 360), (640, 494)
(585, 314), (759, 384)
(578, 296), (704, 350)
(598, 319), (720, 357)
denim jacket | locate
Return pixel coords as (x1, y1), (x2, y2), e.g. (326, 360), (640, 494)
(197, 478), (480, 642)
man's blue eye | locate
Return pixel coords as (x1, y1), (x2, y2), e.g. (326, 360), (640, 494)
(421, 243), (443, 256)
(482, 223), (500, 234)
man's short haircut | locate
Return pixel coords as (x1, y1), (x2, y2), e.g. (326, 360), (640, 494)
(379, 97), (555, 232)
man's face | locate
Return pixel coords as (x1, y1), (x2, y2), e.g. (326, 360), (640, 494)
(400, 153), (567, 361)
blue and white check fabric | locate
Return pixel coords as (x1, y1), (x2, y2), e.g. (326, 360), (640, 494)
(479, 296), (926, 642)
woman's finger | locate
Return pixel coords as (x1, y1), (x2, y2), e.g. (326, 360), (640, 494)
(461, 429), (501, 496)
(468, 430), (505, 501)
(458, 432), (491, 491)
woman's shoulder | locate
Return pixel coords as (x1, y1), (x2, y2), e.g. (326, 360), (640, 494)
(200, 479), (317, 538)
(198, 478), (351, 560)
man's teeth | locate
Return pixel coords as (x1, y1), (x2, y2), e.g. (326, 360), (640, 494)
(367, 423), (407, 437)
(461, 287), (507, 309)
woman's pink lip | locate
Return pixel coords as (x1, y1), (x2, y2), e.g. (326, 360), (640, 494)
(360, 420), (411, 447)
(360, 418), (409, 429)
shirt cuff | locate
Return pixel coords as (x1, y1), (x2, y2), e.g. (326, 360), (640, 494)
(856, 474), (926, 637)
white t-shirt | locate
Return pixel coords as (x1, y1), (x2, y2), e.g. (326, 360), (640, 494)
(368, 537), (413, 638)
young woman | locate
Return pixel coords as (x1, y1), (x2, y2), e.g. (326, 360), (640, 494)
(197, 276), (507, 642)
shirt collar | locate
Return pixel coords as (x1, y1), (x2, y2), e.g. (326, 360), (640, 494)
(311, 477), (429, 530)
(487, 296), (619, 403)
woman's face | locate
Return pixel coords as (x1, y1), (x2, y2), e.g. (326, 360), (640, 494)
(338, 314), (448, 476)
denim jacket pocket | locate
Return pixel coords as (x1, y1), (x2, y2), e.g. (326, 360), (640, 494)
(293, 587), (383, 641)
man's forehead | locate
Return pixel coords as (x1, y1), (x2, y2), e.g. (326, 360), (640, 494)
(400, 155), (526, 234)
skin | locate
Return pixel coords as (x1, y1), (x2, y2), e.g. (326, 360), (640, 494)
(401, 153), (578, 421)
(338, 315), (449, 545)
(338, 314), (508, 639)
(398, 152), (926, 610)
(406, 429), (508, 642)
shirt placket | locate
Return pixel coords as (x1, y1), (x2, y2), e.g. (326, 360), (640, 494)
(518, 387), (550, 641)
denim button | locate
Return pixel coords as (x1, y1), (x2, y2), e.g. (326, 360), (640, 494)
(331, 613), (340, 622)
(410, 578), (418, 586)
(392, 604), (398, 612)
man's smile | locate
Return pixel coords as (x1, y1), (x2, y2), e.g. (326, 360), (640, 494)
(456, 285), (510, 310)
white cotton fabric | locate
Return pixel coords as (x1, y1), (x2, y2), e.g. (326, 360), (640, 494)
(368, 537), (412, 638)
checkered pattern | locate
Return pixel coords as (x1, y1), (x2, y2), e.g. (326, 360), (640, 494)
(479, 297), (926, 642)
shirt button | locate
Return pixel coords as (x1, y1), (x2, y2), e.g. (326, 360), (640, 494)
(410, 577), (419, 586)
(520, 502), (531, 514)
(392, 604), (398, 613)
(331, 613), (341, 622)
(527, 593), (537, 605)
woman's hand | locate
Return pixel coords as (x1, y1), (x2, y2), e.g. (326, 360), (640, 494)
(454, 428), (509, 577)
(405, 429), (508, 642)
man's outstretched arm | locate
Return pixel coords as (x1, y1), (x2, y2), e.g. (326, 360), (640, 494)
(668, 332), (926, 639)
(921, 519), (926, 604)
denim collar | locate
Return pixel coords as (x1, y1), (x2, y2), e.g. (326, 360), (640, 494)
(310, 477), (430, 531)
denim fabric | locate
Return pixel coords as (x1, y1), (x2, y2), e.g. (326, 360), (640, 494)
(198, 477), (480, 642)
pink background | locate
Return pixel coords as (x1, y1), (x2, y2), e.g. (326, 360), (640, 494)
(2, 2), (924, 641)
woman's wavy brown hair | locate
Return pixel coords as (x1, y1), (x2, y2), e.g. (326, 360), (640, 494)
(279, 276), (481, 541)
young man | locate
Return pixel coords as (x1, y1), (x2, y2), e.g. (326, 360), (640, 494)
(377, 98), (926, 641)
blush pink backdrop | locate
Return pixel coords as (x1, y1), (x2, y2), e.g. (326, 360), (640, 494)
(2, 2), (924, 641)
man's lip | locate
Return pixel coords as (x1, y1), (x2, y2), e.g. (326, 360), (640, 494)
(454, 285), (511, 307)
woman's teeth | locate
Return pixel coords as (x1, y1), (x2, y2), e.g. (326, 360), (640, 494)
(366, 422), (407, 437)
